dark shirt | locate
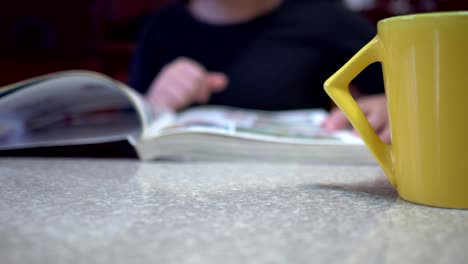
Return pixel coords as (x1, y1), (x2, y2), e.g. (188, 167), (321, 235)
(129, 0), (383, 111)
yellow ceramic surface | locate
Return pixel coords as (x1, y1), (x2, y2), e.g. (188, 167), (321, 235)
(324, 12), (468, 208)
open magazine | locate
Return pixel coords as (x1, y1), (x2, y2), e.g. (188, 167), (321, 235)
(0, 70), (374, 163)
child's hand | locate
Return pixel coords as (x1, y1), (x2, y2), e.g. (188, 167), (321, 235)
(323, 94), (391, 143)
(145, 57), (228, 110)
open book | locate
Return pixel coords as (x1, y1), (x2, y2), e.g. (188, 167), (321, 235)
(0, 70), (374, 163)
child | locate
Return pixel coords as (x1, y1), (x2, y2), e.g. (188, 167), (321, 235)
(129, 0), (390, 142)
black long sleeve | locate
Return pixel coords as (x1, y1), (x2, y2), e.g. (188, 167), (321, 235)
(128, 0), (383, 110)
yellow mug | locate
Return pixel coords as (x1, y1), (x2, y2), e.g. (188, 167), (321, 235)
(324, 12), (468, 209)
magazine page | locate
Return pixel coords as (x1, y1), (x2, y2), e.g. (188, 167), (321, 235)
(0, 71), (144, 150)
(146, 105), (363, 145)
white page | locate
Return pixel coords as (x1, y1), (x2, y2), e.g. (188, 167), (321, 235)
(0, 74), (141, 149)
(153, 105), (363, 145)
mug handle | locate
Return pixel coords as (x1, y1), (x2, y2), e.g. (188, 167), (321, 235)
(324, 36), (396, 187)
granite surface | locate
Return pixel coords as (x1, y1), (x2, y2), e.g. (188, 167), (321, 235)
(1, 158), (467, 264)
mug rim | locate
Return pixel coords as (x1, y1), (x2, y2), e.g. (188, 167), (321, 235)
(379, 11), (468, 25)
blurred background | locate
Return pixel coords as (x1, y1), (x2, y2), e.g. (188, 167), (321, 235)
(0, 0), (467, 87)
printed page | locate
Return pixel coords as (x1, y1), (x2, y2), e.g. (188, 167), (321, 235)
(152, 105), (363, 145)
(0, 72), (142, 149)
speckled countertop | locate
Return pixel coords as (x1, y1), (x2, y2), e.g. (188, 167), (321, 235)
(1, 158), (467, 264)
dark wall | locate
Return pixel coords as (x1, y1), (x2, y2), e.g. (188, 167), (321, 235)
(1, 1), (94, 53)
(0, 0), (466, 86)
(362, 0), (468, 22)
(0, 0), (172, 85)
